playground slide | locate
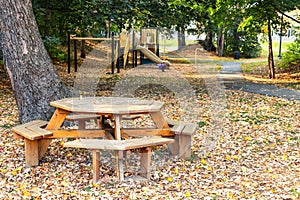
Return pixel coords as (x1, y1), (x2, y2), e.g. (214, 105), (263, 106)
(136, 45), (171, 66)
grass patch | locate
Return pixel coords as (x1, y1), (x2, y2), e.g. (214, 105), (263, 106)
(260, 41), (293, 58)
(167, 57), (191, 64)
(241, 61), (268, 73)
(160, 39), (197, 49)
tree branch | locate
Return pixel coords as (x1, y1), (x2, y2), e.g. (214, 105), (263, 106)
(273, 6), (300, 24)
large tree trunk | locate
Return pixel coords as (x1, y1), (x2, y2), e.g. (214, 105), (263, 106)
(217, 28), (225, 57)
(177, 27), (186, 50)
(267, 17), (275, 79)
(0, 0), (72, 123)
(202, 32), (216, 52)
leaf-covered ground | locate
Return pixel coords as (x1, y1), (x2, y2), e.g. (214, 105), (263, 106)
(1, 47), (300, 199)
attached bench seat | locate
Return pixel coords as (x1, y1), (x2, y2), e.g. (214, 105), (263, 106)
(165, 118), (197, 159)
(64, 136), (174, 182)
(12, 120), (52, 166)
(12, 120), (52, 140)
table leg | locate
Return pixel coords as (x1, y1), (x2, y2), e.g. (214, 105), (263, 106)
(113, 114), (124, 180)
(140, 147), (151, 179)
(92, 150), (100, 183)
(117, 150), (124, 181)
(38, 108), (70, 160)
(150, 112), (169, 129)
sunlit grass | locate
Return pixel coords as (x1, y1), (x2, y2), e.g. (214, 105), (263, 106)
(260, 41), (293, 58)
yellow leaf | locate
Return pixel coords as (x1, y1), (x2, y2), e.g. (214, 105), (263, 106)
(244, 136), (251, 141)
(23, 190), (30, 197)
(241, 166), (248, 172)
(232, 155), (239, 160)
(200, 159), (207, 165)
(11, 170), (18, 175)
(184, 191), (191, 197)
(282, 154), (288, 160)
(67, 153), (72, 157)
(61, 181), (70, 186)
(167, 177), (173, 182)
(225, 155), (230, 160)
(174, 168), (179, 175)
(16, 166), (23, 171)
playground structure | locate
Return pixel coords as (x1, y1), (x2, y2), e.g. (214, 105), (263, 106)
(67, 28), (171, 74)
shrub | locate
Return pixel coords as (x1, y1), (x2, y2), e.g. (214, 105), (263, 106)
(43, 36), (67, 62)
(239, 34), (262, 58)
(279, 39), (300, 68)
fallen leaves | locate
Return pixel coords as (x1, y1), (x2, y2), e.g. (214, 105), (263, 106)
(1, 56), (300, 199)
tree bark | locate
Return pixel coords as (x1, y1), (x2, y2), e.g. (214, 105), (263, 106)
(267, 17), (275, 79)
(203, 32), (216, 52)
(0, 0), (72, 123)
(217, 28), (224, 57)
(177, 27), (186, 50)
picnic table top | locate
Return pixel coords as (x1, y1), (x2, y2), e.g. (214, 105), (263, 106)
(50, 97), (164, 115)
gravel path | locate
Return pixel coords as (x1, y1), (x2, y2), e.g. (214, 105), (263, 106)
(218, 62), (300, 101)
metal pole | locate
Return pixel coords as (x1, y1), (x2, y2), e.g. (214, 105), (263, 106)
(67, 30), (71, 73)
(111, 32), (115, 74)
(156, 28), (159, 57)
(132, 30), (135, 68)
(74, 40), (77, 72)
(117, 35), (120, 73)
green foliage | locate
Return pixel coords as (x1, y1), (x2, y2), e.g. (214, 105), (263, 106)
(239, 34), (262, 58)
(43, 36), (67, 62)
(279, 38), (300, 68)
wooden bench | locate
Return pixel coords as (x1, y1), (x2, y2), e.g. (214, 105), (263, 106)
(165, 118), (197, 159)
(12, 120), (52, 166)
(63, 136), (174, 183)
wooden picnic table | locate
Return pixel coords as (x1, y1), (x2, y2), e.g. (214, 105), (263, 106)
(35, 97), (172, 166)
(12, 96), (196, 181)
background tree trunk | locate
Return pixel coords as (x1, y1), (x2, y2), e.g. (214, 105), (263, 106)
(217, 28), (224, 57)
(202, 32), (216, 52)
(177, 27), (186, 50)
(267, 17), (275, 79)
(0, 0), (72, 123)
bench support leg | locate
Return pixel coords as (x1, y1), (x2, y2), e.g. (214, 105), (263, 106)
(92, 150), (100, 183)
(140, 147), (151, 179)
(38, 139), (52, 159)
(167, 135), (192, 159)
(167, 135), (179, 156)
(25, 139), (39, 166)
(117, 151), (124, 181)
(179, 135), (191, 159)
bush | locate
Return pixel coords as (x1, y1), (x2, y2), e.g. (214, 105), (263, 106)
(239, 34), (262, 58)
(43, 36), (67, 62)
(224, 30), (262, 58)
(279, 39), (300, 68)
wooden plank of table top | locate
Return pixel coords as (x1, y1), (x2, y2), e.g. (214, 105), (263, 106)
(50, 97), (164, 114)
(64, 137), (174, 150)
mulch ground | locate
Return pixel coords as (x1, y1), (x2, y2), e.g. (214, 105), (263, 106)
(1, 44), (300, 199)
